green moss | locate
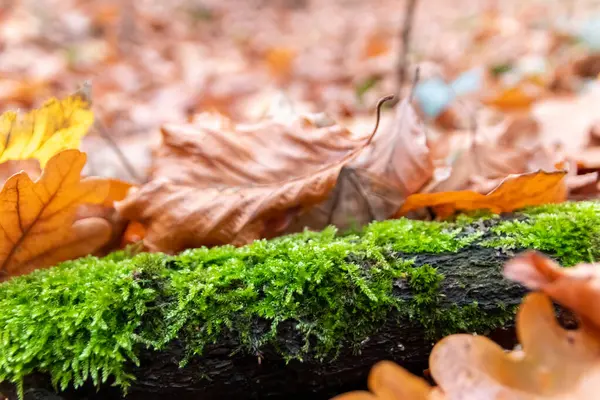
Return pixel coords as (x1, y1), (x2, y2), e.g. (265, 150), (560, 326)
(360, 218), (480, 253)
(0, 255), (156, 396)
(483, 202), (600, 265)
(0, 201), (599, 397)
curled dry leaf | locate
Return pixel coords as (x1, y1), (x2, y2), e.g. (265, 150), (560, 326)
(430, 292), (600, 399)
(353, 98), (433, 196)
(397, 170), (567, 218)
(285, 98), (433, 233)
(116, 104), (383, 251)
(335, 286), (600, 400)
(0, 92), (94, 167)
(505, 251), (600, 334)
(0, 149), (110, 280)
(117, 96), (434, 251)
(428, 112), (558, 195)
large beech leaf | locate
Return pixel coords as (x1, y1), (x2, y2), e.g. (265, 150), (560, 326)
(0, 149), (110, 279)
(116, 110), (385, 251)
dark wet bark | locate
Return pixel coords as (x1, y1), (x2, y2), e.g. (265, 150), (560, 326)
(1, 244), (534, 400)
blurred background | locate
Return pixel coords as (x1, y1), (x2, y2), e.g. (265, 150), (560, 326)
(2, 0), (600, 181)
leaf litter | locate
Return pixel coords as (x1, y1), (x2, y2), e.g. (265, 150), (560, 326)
(1, 1), (600, 398)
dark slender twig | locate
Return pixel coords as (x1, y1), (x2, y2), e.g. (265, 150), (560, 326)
(75, 80), (141, 182)
(397, 0), (419, 91)
(367, 94), (396, 146)
(409, 66), (420, 102)
(94, 118), (142, 183)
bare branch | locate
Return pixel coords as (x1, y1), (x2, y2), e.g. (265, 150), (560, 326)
(397, 0), (419, 92)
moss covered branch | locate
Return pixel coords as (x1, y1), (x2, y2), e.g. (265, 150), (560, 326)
(1, 202), (599, 399)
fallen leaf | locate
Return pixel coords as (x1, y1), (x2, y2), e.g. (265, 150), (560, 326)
(265, 47), (296, 82)
(505, 251), (600, 334)
(284, 98), (433, 233)
(484, 84), (542, 111)
(76, 178), (135, 254)
(430, 292), (600, 399)
(334, 259), (600, 400)
(362, 31), (390, 59)
(121, 221), (147, 247)
(353, 98), (433, 195)
(0, 149), (109, 279)
(116, 101), (391, 252)
(397, 170), (567, 218)
(0, 93), (94, 168)
(104, 178), (134, 207)
(426, 111), (558, 195)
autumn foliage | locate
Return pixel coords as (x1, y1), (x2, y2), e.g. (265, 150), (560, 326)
(334, 252), (600, 400)
(0, 85), (577, 278)
(0, 92), (129, 280)
(3, 1), (600, 399)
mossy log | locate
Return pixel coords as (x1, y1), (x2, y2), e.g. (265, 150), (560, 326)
(1, 202), (599, 400)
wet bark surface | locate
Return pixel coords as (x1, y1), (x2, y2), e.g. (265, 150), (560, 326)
(1, 245), (533, 400)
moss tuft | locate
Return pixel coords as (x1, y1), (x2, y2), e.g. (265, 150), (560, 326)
(0, 255), (157, 397)
(483, 201), (600, 265)
(0, 202), (598, 397)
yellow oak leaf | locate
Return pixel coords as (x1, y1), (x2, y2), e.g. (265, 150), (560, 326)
(0, 149), (110, 280)
(0, 92), (94, 168)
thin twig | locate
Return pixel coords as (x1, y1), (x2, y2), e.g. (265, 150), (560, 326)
(397, 0), (419, 92)
(94, 118), (142, 183)
(409, 66), (420, 102)
(367, 94), (396, 146)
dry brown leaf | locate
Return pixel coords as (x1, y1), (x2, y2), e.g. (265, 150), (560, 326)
(0, 149), (110, 279)
(116, 102), (392, 252)
(505, 251), (600, 334)
(285, 99), (433, 232)
(353, 99), (433, 195)
(428, 112), (557, 195)
(430, 292), (600, 399)
(397, 170), (567, 218)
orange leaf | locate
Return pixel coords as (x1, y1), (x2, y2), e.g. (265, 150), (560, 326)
(121, 221), (147, 247)
(430, 292), (600, 399)
(505, 251), (600, 335)
(368, 361), (433, 400)
(265, 47), (296, 82)
(104, 178), (134, 207)
(0, 149), (110, 279)
(397, 170), (567, 218)
(484, 85), (543, 111)
(363, 32), (390, 59)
